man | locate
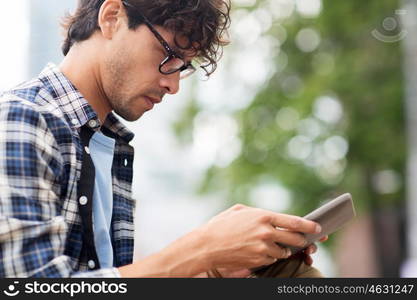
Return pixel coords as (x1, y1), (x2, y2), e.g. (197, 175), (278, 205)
(0, 0), (325, 278)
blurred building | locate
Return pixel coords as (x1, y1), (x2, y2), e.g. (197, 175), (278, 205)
(28, 0), (75, 76)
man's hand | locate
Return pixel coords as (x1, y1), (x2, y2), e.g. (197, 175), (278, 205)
(301, 235), (328, 266)
(198, 204), (322, 272)
(119, 204), (324, 278)
(204, 235), (329, 278)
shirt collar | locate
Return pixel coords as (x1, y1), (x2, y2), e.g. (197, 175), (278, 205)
(38, 63), (135, 143)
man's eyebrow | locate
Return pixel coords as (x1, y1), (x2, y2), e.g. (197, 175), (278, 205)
(159, 37), (193, 62)
(172, 45), (186, 57)
(173, 46), (195, 64)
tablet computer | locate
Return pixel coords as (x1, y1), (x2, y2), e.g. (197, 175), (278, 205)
(286, 192), (356, 254)
(251, 193), (355, 273)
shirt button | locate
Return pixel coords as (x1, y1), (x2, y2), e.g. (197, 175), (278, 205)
(79, 196), (88, 206)
(84, 146), (90, 154)
(124, 159), (128, 167)
(71, 119), (78, 126)
(88, 260), (96, 269)
(88, 120), (98, 128)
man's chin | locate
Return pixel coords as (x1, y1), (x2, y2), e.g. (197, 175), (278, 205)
(114, 109), (146, 122)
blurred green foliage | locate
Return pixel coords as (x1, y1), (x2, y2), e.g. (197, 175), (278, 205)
(174, 0), (405, 219)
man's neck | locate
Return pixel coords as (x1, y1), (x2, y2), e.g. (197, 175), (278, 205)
(59, 43), (111, 124)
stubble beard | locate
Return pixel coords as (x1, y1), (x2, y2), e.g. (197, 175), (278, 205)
(103, 55), (145, 122)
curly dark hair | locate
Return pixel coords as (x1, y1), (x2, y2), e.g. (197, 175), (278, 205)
(61, 0), (231, 76)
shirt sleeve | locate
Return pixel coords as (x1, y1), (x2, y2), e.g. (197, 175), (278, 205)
(0, 99), (120, 278)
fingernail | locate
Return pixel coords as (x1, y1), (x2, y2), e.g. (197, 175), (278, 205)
(315, 224), (322, 234)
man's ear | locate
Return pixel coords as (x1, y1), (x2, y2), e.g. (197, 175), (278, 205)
(98, 0), (126, 39)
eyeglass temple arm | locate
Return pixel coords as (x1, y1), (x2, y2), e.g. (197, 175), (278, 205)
(122, 0), (175, 55)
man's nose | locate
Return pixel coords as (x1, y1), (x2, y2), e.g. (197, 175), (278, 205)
(159, 72), (180, 95)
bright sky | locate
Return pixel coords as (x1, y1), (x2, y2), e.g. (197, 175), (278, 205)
(0, 1), (29, 90)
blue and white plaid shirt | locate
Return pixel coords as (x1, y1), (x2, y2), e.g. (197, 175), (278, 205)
(0, 63), (136, 277)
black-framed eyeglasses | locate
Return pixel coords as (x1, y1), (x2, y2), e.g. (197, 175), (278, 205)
(122, 0), (196, 79)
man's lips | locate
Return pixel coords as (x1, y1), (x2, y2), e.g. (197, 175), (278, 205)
(143, 95), (162, 110)
(145, 96), (162, 104)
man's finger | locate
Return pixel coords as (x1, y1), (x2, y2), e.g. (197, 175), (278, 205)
(304, 255), (313, 266)
(319, 235), (328, 242)
(271, 228), (308, 248)
(305, 244), (317, 255)
(268, 243), (291, 260)
(270, 213), (322, 234)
